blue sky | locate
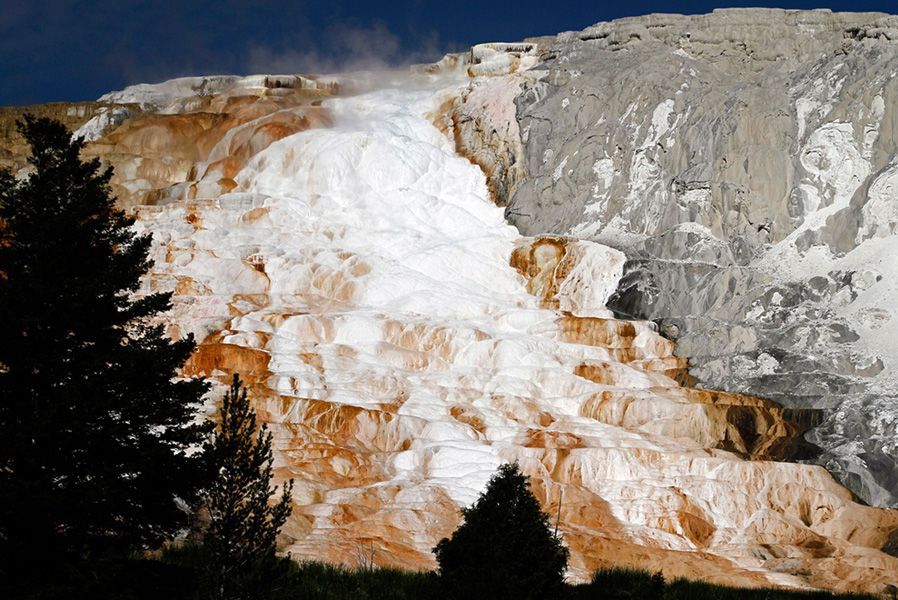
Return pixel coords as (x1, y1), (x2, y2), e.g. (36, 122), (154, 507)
(2, 0), (895, 106)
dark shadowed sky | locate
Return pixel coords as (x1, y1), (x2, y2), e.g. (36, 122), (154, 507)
(2, 0), (896, 106)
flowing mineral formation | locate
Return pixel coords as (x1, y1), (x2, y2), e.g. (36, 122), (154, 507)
(4, 9), (898, 594)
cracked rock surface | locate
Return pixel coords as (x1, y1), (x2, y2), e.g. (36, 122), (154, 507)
(476, 8), (898, 507)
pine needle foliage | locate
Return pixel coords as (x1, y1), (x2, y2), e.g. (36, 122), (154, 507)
(434, 462), (569, 600)
(203, 374), (294, 600)
(0, 115), (210, 567)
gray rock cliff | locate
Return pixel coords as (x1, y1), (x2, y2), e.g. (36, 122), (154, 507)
(460, 8), (898, 506)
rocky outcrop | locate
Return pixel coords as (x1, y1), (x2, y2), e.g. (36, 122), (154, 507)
(453, 8), (898, 508)
(438, 44), (545, 205)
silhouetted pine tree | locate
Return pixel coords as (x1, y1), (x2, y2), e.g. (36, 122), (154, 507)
(434, 462), (569, 600)
(203, 374), (294, 600)
(0, 116), (210, 567)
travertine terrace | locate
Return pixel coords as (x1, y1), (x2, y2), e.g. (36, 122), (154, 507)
(4, 10), (898, 594)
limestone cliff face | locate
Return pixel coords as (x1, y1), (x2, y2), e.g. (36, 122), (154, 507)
(3, 15), (898, 594)
(452, 8), (898, 509)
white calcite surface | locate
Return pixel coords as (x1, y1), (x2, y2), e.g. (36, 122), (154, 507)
(73, 106), (135, 142)
(82, 63), (898, 594)
(98, 74), (330, 112)
(468, 43), (541, 77)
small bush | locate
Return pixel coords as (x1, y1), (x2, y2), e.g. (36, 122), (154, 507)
(434, 463), (569, 600)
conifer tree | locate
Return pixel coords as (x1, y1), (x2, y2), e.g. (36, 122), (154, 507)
(0, 116), (210, 565)
(203, 374), (294, 600)
(434, 463), (569, 600)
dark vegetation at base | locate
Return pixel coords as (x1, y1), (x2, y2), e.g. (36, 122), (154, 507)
(252, 560), (442, 600)
(6, 555), (876, 600)
(580, 568), (878, 600)
(278, 562), (878, 600)
(0, 557), (197, 600)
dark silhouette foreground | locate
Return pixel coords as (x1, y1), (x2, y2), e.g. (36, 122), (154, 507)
(201, 374), (294, 600)
(0, 116), (209, 570)
(434, 462), (569, 599)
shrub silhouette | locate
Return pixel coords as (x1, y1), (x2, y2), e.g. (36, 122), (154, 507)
(434, 463), (569, 599)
